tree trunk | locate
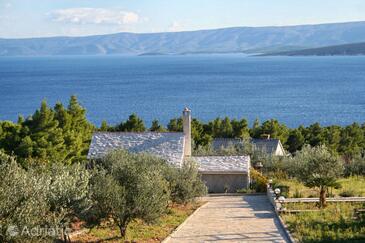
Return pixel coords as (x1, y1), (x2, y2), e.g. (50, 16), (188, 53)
(319, 186), (327, 208)
(119, 225), (127, 238)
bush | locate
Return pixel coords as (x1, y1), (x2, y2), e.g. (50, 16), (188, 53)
(272, 183), (290, 198)
(339, 189), (356, 197)
(164, 159), (207, 204)
(250, 168), (268, 192)
(344, 156), (365, 177)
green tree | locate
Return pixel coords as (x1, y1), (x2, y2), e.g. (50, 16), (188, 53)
(250, 118), (261, 138)
(286, 129), (305, 154)
(231, 118), (250, 139)
(20, 100), (66, 162)
(99, 120), (110, 131)
(210, 118), (223, 137)
(257, 119), (289, 144)
(43, 163), (91, 241)
(0, 152), (49, 242)
(118, 113), (146, 132)
(220, 117), (233, 137)
(150, 119), (167, 132)
(0, 121), (22, 155)
(339, 123), (364, 160)
(294, 145), (343, 208)
(305, 123), (325, 147)
(92, 150), (170, 238)
(191, 119), (212, 148)
(323, 125), (341, 153)
(55, 96), (94, 163)
(167, 118), (183, 132)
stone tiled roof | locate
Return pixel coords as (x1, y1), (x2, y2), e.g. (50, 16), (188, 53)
(212, 138), (283, 155)
(192, 156), (250, 173)
(87, 132), (185, 166)
(212, 138), (242, 150)
(251, 138), (280, 154)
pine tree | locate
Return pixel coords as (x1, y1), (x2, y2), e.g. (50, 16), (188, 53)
(251, 118), (261, 138)
(167, 118), (183, 132)
(118, 113), (146, 132)
(100, 120), (110, 131)
(150, 119), (166, 132)
(21, 100), (66, 162)
(221, 117), (233, 138)
(231, 118), (250, 139)
(55, 96), (94, 163)
(286, 129), (305, 154)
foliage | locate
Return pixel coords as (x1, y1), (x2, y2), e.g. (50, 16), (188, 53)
(344, 155), (365, 176)
(54, 95), (94, 163)
(150, 119), (167, 132)
(0, 96), (94, 165)
(250, 168), (268, 192)
(282, 203), (365, 242)
(164, 159), (207, 204)
(0, 152), (91, 242)
(294, 145), (343, 208)
(90, 150), (170, 238)
(117, 113), (146, 132)
(1, 96), (364, 163)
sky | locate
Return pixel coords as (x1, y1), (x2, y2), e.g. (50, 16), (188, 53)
(1, 0), (365, 38)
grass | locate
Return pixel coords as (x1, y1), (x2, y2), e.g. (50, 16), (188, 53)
(71, 202), (204, 242)
(273, 176), (365, 198)
(282, 202), (365, 242)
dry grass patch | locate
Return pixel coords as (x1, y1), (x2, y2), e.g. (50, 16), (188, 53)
(71, 202), (204, 243)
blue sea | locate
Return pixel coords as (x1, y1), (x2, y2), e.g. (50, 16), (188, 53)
(0, 54), (364, 127)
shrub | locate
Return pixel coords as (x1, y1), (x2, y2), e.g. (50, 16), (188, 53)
(164, 159), (207, 204)
(272, 183), (290, 198)
(344, 156), (365, 177)
(339, 189), (356, 197)
(250, 168), (268, 192)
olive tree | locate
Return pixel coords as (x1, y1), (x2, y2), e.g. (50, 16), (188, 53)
(0, 152), (91, 242)
(0, 152), (49, 242)
(41, 163), (91, 242)
(164, 160), (207, 204)
(294, 145), (343, 208)
(91, 150), (170, 238)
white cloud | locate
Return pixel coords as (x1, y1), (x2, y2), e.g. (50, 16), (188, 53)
(50, 8), (140, 25)
(168, 21), (184, 32)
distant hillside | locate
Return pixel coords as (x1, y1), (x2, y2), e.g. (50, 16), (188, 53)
(265, 42), (365, 56)
(2, 21), (365, 56)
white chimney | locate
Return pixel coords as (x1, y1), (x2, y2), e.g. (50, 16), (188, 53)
(182, 107), (192, 157)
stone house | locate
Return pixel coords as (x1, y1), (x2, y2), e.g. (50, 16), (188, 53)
(213, 136), (286, 156)
(88, 108), (250, 193)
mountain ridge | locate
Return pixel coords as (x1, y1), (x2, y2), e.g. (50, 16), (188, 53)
(263, 42), (365, 56)
(1, 21), (365, 56)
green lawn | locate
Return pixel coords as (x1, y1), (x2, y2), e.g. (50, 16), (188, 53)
(282, 202), (365, 242)
(273, 176), (365, 198)
(71, 202), (204, 242)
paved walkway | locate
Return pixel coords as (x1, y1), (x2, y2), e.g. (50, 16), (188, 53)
(166, 195), (289, 243)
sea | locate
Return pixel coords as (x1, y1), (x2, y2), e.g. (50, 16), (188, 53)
(0, 54), (364, 128)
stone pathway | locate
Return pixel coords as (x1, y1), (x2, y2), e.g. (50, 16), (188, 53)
(165, 195), (289, 243)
